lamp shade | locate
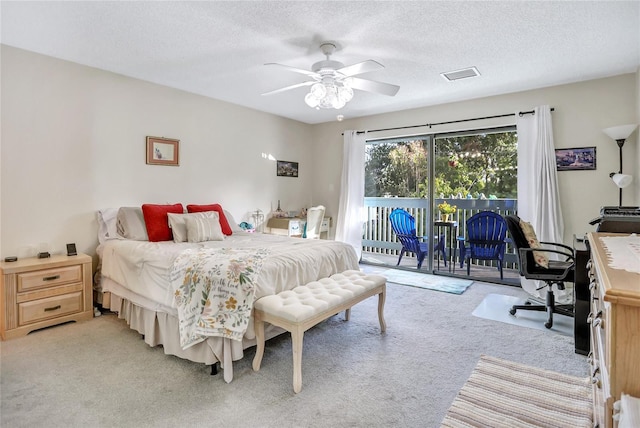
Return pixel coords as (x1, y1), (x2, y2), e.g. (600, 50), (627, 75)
(602, 124), (638, 141)
(610, 173), (633, 188)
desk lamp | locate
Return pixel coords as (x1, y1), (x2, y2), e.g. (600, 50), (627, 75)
(602, 124), (637, 206)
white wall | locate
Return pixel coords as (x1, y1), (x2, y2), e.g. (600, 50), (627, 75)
(310, 73), (639, 244)
(1, 45), (313, 259)
(2, 44), (638, 261)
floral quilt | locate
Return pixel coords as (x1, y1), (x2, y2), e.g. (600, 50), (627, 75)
(169, 247), (269, 349)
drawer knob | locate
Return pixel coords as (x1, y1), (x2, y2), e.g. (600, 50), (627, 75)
(44, 305), (62, 312)
(43, 275), (61, 281)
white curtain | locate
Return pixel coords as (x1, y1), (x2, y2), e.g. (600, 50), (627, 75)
(335, 130), (366, 260)
(516, 105), (571, 302)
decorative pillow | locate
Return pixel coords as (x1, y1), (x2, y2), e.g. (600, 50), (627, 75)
(186, 204), (233, 236)
(141, 203), (184, 242)
(167, 211), (217, 243)
(519, 220), (549, 268)
(116, 207), (149, 241)
(185, 215), (225, 243)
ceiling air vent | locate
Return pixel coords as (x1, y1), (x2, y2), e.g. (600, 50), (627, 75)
(440, 66), (481, 82)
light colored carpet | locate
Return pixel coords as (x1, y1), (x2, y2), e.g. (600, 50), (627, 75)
(441, 354), (592, 427)
(1, 269), (588, 428)
(382, 269), (473, 294)
(472, 293), (573, 337)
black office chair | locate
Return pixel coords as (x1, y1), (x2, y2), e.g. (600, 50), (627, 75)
(504, 215), (574, 329)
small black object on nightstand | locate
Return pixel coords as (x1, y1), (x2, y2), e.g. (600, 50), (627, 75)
(37, 252), (50, 259)
(66, 243), (77, 256)
(4, 256), (18, 262)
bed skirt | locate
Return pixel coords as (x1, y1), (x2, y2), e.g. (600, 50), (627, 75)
(103, 289), (283, 383)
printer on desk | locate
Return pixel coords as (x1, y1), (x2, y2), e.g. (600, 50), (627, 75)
(589, 206), (640, 233)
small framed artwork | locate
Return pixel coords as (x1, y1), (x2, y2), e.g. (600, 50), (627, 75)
(146, 136), (179, 166)
(277, 160), (299, 177)
(555, 147), (596, 171)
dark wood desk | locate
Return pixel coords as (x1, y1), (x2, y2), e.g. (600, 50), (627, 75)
(573, 235), (590, 355)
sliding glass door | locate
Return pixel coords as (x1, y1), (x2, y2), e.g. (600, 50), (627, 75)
(432, 128), (519, 284)
(362, 127), (520, 285)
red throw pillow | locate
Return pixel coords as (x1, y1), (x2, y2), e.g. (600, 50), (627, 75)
(141, 203), (184, 242)
(186, 204), (232, 236)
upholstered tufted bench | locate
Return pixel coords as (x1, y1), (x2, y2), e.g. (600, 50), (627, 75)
(252, 270), (387, 393)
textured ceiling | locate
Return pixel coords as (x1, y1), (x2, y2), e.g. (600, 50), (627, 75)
(1, 1), (639, 124)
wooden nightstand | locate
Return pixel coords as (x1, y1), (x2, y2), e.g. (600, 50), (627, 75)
(0, 253), (93, 340)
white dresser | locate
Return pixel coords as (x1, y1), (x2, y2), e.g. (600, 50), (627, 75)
(587, 232), (640, 428)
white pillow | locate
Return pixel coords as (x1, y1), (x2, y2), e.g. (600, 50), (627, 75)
(97, 208), (119, 244)
(185, 215), (225, 243)
(224, 210), (244, 233)
(167, 211), (216, 243)
(116, 207), (149, 241)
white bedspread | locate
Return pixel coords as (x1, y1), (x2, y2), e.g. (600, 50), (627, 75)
(99, 232), (359, 383)
(99, 232), (360, 312)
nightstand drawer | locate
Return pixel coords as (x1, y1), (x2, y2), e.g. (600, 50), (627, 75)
(18, 292), (83, 325)
(17, 265), (82, 292)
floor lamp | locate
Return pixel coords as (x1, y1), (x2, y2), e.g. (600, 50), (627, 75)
(602, 124), (637, 206)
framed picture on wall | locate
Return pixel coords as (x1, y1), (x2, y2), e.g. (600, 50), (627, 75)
(146, 136), (179, 166)
(276, 160), (299, 177)
(555, 147), (596, 171)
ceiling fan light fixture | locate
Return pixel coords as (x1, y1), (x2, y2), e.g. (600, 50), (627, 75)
(310, 83), (327, 98)
(304, 92), (320, 108)
(338, 86), (354, 103)
(305, 81), (352, 110)
(266, 40), (399, 110)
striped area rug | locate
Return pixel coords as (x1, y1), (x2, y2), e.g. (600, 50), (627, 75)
(441, 355), (593, 428)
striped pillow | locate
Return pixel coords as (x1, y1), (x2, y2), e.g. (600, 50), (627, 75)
(185, 214), (225, 242)
(167, 211), (216, 243)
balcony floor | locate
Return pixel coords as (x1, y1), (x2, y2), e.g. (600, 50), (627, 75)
(361, 251), (521, 286)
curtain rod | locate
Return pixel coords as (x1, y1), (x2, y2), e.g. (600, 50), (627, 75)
(348, 108), (555, 135)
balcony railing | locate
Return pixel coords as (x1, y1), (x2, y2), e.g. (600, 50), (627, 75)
(362, 197), (518, 269)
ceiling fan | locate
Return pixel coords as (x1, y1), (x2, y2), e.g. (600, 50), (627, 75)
(262, 41), (400, 109)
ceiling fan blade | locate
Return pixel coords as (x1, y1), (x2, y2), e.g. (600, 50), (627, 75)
(349, 77), (400, 96)
(265, 63), (318, 78)
(262, 81), (315, 96)
(337, 60), (384, 77)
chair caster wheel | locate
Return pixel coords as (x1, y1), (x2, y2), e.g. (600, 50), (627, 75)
(509, 308), (517, 316)
(545, 321), (552, 329)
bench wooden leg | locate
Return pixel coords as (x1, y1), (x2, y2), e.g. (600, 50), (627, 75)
(344, 308), (351, 321)
(252, 311), (265, 371)
(291, 326), (304, 393)
(378, 287), (387, 332)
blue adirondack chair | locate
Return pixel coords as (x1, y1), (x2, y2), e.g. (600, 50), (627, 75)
(459, 211), (508, 279)
(389, 209), (445, 269)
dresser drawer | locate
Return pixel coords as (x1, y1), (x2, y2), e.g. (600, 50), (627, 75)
(18, 292), (83, 325)
(17, 265), (82, 292)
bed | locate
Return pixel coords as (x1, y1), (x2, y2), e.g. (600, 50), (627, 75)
(94, 205), (359, 382)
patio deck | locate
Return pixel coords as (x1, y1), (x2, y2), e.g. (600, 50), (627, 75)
(361, 250), (521, 286)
